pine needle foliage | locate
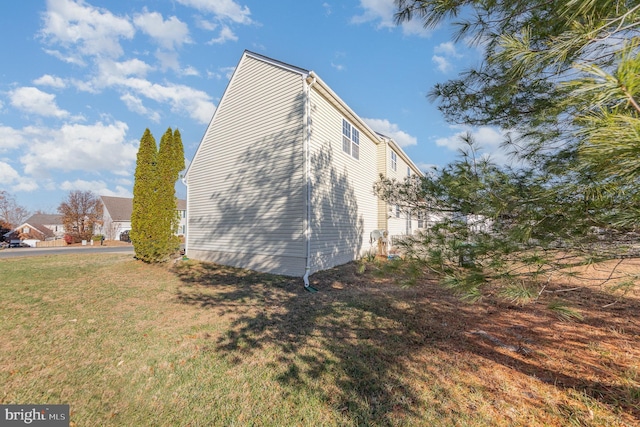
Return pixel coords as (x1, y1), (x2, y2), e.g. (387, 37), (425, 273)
(382, 0), (640, 314)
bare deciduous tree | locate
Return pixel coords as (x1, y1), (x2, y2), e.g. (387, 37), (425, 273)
(0, 190), (30, 229)
(58, 190), (103, 243)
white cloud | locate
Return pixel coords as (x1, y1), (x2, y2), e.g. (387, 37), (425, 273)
(40, 0), (135, 59)
(0, 161), (39, 192)
(74, 58), (214, 123)
(118, 78), (215, 124)
(435, 42), (460, 57)
(133, 10), (191, 50)
(43, 48), (86, 66)
(180, 66), (200, 77)
(155, 50), (181, 71)
(18, 121), (137, 176)
(207, 26), (238, 44)
(33, 74), (67, 88)
(435, 125), (515, 164)
(432, 42), (463, 73)
(331, 62), (345, 71)
(97, 58), (153, 81)
(12, 178), (40, 192)
(176, 0), (252, 24)
(60, 179), (132, 198)
(9, 87), (70, 118)
(195, 18), (217, 31)
(120, 93), (161, 122)
(0, 126), (28, 152)
(207, 66), (235, 80)
(351, 0), (430, 37)
(432, 55), (452, 73)
(323, 3), (332, 16)
(363, 118), (418, 147)
(0, 161), (20, 183)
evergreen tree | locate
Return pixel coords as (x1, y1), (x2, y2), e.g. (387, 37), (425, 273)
(132, 127), (185, 263)
(156, 128), (180, 257)
(131, 128), (159, 262)
(379, 1), (640, 314)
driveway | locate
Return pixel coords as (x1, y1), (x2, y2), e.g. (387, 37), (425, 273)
(0, 245), (134, 259)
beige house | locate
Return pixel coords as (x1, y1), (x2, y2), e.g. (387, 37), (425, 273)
(184, 51), (424, 279)
(99, 196), (187, 241)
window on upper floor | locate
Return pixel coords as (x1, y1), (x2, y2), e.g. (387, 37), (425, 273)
(391, 151), (397, 171)
(407, 166), (411, 177)
(342, 119), (360, 160)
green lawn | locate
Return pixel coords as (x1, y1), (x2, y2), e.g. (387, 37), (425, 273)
(1, 254), (638, 426)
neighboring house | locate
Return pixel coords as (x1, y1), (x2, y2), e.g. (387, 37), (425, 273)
(100, 196), (133, 240)
(176, 199), (187, 235)
(25, 214), (65, 239)
(99, 196), (187, 240)
(3, 214), (65, 246)
(4, 223), (54, 246)
(184, 51), (425, 278)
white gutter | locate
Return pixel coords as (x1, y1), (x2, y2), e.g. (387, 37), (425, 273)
(303, 75), (317, 291)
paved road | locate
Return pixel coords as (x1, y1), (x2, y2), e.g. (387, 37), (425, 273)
(0, 245), (134, 259)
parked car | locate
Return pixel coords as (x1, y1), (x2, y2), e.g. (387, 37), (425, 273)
(0, 242), (9, 249)
(119, 230), (131, 242)
(9, 241), (29, 248)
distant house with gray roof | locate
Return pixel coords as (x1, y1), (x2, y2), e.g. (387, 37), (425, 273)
(3, 214), (64, 246)
(99, 196), (187, 240)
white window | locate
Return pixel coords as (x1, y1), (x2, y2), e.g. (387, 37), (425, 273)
(417, 212), (424, 228)
(391, 151), (397, 171)
(342, 119), (359, 160)
(395, 205), (400, 218)
(407, 166), (411, 177)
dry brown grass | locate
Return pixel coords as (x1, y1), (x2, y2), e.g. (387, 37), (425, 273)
(173, 256), (640, 426)
(1, 253), (638, 426)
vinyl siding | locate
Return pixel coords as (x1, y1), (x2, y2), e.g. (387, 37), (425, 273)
(307, 87), (380, 272)
(384, 143), (422, 237)
(186, 54), (306, 276)
(376, 139), (389, 231)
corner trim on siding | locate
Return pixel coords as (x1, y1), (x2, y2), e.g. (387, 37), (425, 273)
(303, 75), (316, 288)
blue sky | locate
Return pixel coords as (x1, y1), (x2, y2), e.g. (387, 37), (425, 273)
(1, 0), (507, 213)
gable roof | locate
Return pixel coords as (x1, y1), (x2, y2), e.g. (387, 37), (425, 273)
(24, 213), (62, 225)
(5, 222), (55, 239)
(101, 196), (133, 221)
(101, 196), (187, 221)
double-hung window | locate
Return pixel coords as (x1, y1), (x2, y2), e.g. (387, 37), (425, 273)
(391, 151), (397, 171)
(342, 119), (359, 160)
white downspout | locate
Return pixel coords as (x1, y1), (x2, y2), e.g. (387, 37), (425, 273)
(181, 176), (188, 257)
(303, 75), (317, 290)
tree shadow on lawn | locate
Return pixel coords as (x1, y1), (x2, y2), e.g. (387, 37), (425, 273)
(172, 260), (640, 424)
